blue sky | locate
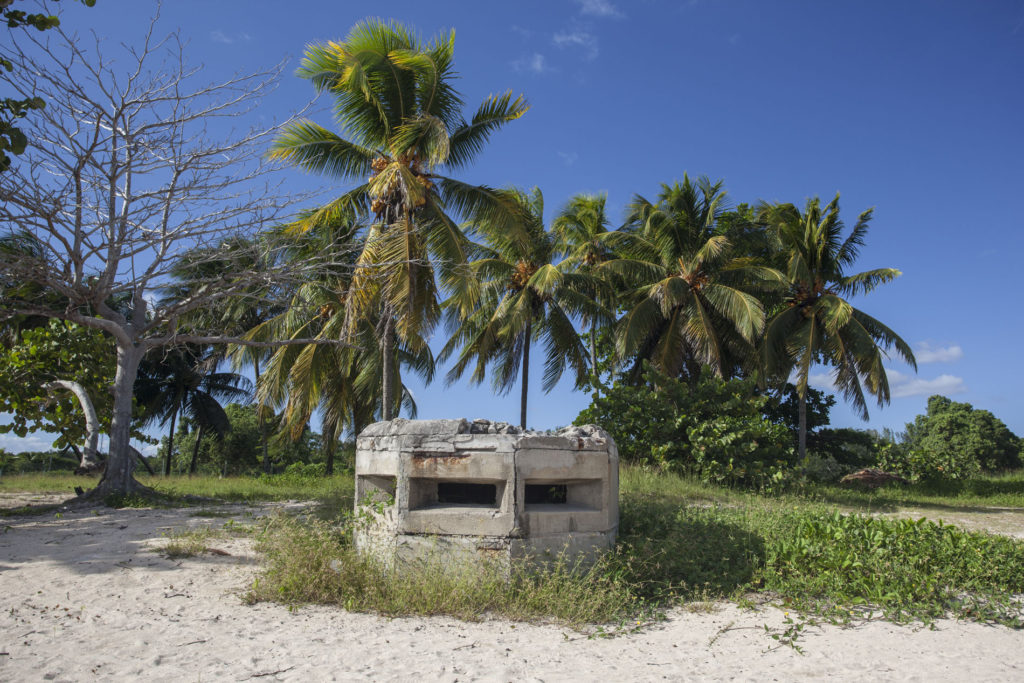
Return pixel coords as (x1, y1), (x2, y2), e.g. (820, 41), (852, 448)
(3, 0), (1023, 453)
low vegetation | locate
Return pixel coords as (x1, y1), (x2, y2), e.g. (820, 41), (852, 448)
(3, 466), (1022, 628)
(160, 527), (218, 559)
(0, 471), (353, 506)
(240, 467), (1024, 629)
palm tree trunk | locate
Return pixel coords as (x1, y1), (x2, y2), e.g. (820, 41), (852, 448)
(381, 315), (396, 421)
(589, 318), (599, 396)
(254, 359), (271, 475)
(163, 407), (178, 476)
(323, 421), (337, 476)
(189, 423), (205, 475)
(798, 391), (807, 460)
(520, 319), (532, 430)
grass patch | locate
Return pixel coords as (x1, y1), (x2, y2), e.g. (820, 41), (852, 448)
(104, 492), (156, 509)
(0, 502), (63, 517)
(160, 527), (217, 559)
(0, 472), (355, 507)
(0, 472), (81, 495)
(802, 471), (1024, 512)
(247, 514), (655, 629)
(159, 519), (254, 558)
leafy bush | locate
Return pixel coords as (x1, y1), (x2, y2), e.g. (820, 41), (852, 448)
(761, 383), (836, 448)
(686, 416), (793, 489)
(903, 396), (1022, 474)
(812, 427), (888, 468)
(576, 364), (794, 488)
(798, 453), (855, 483)
(876, 442), (981, 484)
(257, 461), (329, 486)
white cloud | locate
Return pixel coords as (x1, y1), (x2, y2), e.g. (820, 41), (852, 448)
(210, 30), (252, 45)
(553, 30), (599, 60)
(802, 368), (966, 399)
(512, 53), (550, 74)
(806, 371), (835, 390)
(0, 431), (58, 454)
(576, 0), (622, 18)
(886, 369), (966, 398)
(914, 342), (964, 364)
(557, 151), (578, 166)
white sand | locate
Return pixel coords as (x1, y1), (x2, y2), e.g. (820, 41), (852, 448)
(1, 502), (1022, 682)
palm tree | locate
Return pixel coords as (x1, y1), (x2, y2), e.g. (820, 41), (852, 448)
(164, 237), (285, 473)
(270, 20), (528, 421)
(244, 220), (433, 474)
(135, 345), (251, 475)
(610, 175), (782, 383)
(551, 193), (628, 388)
(441, 188), (596, 428)
(758, 194), (917, 459)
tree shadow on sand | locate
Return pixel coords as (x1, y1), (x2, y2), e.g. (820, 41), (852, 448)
(0, 504), (262, 577)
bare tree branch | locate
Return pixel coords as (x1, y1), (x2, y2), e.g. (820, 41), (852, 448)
(0, 9), (351, 496)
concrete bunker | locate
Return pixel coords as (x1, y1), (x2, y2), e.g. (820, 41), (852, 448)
(354, 418), (619, 569)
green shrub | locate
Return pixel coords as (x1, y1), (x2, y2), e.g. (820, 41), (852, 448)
(902, 396), (1022, 474)
(577, 364), (794, 488)
(812, 427), (888, 468)
(257, 461), (329, 487)
(798, 453), (854, 483)
(876, 442), (981, 484)
(686, 416), (793, 489)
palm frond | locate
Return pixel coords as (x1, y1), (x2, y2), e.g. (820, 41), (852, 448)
(269, 121), (375, 179)
(447, 92), (530, 169)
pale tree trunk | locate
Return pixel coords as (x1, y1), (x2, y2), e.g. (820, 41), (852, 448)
(589, 318), (599, 397)
(93, 343), (148, 497)
(520, 319), (531, 430)
(45, 380), (103, 474)
(381, 315), (396, 421)
(798, 391), (807, 461)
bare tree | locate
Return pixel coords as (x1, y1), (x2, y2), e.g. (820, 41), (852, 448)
(0, 15), (346, 497)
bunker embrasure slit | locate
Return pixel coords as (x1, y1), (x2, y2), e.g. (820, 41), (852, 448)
(436, 481), (497, 505)
(525, 484), (567, 505)
(357, 475), (396, 505)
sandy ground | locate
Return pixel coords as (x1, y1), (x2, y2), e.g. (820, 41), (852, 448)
(1, 500), (1023, 682)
